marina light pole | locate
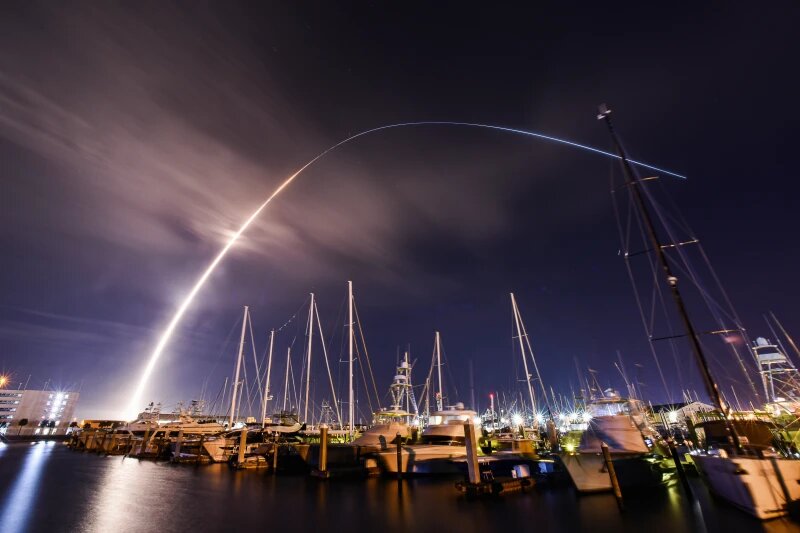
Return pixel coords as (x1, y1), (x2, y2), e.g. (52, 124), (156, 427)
(229, 306), (248, 428)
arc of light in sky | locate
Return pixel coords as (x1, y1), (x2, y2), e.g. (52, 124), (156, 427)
(124, 121), (685, 418)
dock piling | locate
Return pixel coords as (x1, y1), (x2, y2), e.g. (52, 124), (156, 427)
(464, 421), (480, 485)
(173, 429), (184, 461)
(666, 438), (693, 499)
(96, 431), (107, 454)
(319, 425), (328, 474)
(601, 441), (624, 512)
(138, 427), (151, 457)
(196, 435), (205, 465)
(395, 432), (404, 480)
(237, 428), (247, 467)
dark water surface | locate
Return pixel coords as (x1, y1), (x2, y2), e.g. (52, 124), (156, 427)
(0, 442), (797, 533)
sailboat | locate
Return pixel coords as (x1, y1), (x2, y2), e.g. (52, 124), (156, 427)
(600, 105), (800, 519)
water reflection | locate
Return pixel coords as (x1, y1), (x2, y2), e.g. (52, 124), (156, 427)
(0, 442), (53, 533)
(1, 445), (799, 532)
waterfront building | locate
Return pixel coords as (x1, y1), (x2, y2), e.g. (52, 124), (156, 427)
(0, 389), (80, 437)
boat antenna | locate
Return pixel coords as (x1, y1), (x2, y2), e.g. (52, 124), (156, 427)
(598, 104), (740, 451)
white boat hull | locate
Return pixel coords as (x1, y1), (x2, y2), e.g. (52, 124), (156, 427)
(561, 453), (612, 492)
(376, 445), (466, 475)
(692, 454), (800, 520)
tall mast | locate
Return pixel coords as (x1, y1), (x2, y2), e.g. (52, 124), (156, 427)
(304, 293), (315, 423)
(406, 351), (412, 414)
(229, 305), (248, 428)
(282, 347), (291, 412)
(599, 106), (738, 448)
(348, 280), (354, 440)
(261, 329), (275, 428)
(435, 331), (443, 411)
(511, 293), (537, 419)
(771, 311), (800, 360)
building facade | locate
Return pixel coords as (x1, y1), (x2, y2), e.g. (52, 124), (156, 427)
(0, 389), (80, 437)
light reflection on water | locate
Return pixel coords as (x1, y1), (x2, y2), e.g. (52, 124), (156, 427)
(0, 442), (53, 533)
(0, 444), (798, 532)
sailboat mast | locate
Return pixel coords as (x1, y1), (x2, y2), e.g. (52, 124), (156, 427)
(348, 280), (354, 440)
(435, 331), (443, 411)
(599, 106), (736, 445)
(283, 347), (291, 412)
(511, 293), (537, 419)
(229, 305), (248, 428)
(771, 311), (800, 360)
(304, 293), (315, 423)
(261, 329), (275, 428)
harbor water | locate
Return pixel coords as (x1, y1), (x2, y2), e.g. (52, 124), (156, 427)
(0, 442), (797, 533)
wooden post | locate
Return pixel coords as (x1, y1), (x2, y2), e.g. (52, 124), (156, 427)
(319, 425), (329, 473)
(395, 432), (403, 480)
(464, 421), (480, 485)
(173, 429), (185, 461)
(666, 438), (692, 498)
(546, 419), (558, 451)
(769, 456), (794, 506)
(237, 428), (247, 467)
(601, 442), (624, 512)
(139, 427), (151, 456)
(108, 433), (117, 455)
(196, 434), (205, 465)
(272, 440), (279, 473)
(96, 431), (107, 453)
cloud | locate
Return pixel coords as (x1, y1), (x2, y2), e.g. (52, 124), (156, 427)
(0, 4), (589, 302)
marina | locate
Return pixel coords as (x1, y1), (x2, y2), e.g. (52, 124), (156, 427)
(2, 3), (799, 532)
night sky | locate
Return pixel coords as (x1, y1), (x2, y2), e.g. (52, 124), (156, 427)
(1, 3), (798, 420)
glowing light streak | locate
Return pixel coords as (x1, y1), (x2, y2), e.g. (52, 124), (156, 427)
(124, 121), (685, 418)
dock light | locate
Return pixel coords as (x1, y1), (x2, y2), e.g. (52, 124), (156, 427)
(581, 412), (592, 423)
(536, 413), (546, 425)
(0, 375), (8, 388)
(512, 414), (524, 427)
